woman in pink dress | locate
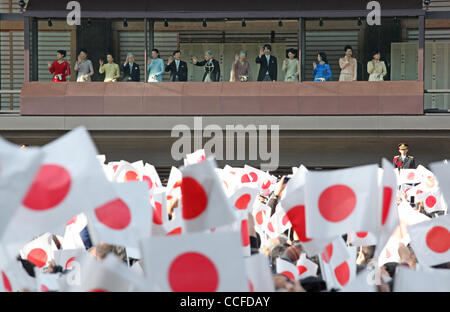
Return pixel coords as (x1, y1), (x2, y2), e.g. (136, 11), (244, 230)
(339, 45), (357, 82)
(47, 50), (70, 82)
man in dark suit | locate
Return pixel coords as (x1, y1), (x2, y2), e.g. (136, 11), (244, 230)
(192, 50), (220, 82)
(165, 50), (188, 82)
(393, 143), (416, 169)
(122, 53), (140, 82)
(255, 44), (277, 81)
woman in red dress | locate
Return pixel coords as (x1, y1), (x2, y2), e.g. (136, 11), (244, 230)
(48, 50), (70, 82)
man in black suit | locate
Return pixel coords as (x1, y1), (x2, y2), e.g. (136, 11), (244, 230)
(165, 50), (188, 82)
(192, 50), (220, 82)
(122, 53), (140, 82)
(255, 44), (277, 81)
(393, 143), (416, 169)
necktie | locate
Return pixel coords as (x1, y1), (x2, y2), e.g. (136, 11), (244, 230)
(129, 63), (133, 74)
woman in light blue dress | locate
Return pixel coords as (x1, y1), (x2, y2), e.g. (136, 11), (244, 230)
(147, 49), (165, 82)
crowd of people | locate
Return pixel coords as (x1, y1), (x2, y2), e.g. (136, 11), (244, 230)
(47, 44), (388, 83)
(1, 133), (449, 292)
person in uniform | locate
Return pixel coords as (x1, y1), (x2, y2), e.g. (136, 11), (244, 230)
(393, 143), (416, 169)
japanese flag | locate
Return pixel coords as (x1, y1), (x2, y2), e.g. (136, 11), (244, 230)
(0, 137), (43, 238)
(180, 158), (236, 233)
(62, 216), (87, 251)
(398, 169), (420, 185)
(229, 186), (259, 215)
(422, 191), (446, 214)
(166, 166), (182, 201)
(408, 213), (450, 267)
(276, 258), (298, 281)
(150, 189), (169, 236)
(320, 242), (356, 290)
(142, 163), (162, 192)
(2, 127), (119, 253)
(375, 159), (399, 258)
(393, 266), (450, 292)
(53, 248), (86, 271)
(19, 233), (58, 269)
(139, 232), (248, 292)
(430, 161), (450, 208)
(347, 231), (377, 247)
(252, 203), (271, 235)
(184, 149), (206, 166)
(416, 165), (439, 192)
(245, 254), (275, 292)
(281, 165), (333, 256)
(87, 182), (151, 250)
(63, 253), (147, 292)
(341, 270), (377, 292)
(296, 253), (318, 279)
(240, 165), (261, 185)
(305, 164), (379, 239)
(0, 247), (36, 292)
(35, 270), (61, 292)
(165, 213), (184, 236)
(113, 160), (140, 183)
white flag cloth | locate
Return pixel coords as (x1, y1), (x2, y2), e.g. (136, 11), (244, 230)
(180, 158), (236, 233)
(0, 137), (43, 238)
(408, 213), (450, 267)
(416, 165), (439, 192)
(305, 165), (379, 239)
(374, 159), (399, 258)
(245, 254), (275, 292)
(112, 161), (140, 183)
(393, 266), (450, 292)
(320, 244), (356, 290)
(296, 253), (318, 279)
(139, 232), (248, 292)
(53, 249), (86, 270)
(276, 258), (298, 281)
(35, 270), (62, 292)
(2, 127), (119, 255)
(62, 253), (147, 292)
(347, 231), (377, 247)
(87, 182), (151, 249)
(142, 163), (162, 191)
(0, 248), (36, 292)
(398, 169), (420, 185)
(184, 149), (206, 166)
(19, 233), (58, 269)
(341, 269), (377, 292)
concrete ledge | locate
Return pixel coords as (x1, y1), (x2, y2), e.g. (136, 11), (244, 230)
(20, 81), (424, 116)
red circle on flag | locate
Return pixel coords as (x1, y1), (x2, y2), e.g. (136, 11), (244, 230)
(426, 176), (436, 188)
(425, 226), (450, 253)
(298, 265), (308, 276)
(282, 214), (290, 226)
(262, 180), (271, 190)
(22, 164), (72, 211)
(407, 172), (415, 180)
(334, 261), (350, 286)
(167, 227), (182, 236)
(152, 201), (163, 225)
(95, 198), (132, 230)
(322, 244), (333, 263)
(281, 271), (295, 281)
(241, 174), (251, 183)
(124, 171), (138, 182)
(249, 172), (258, 182)
(27, 248), (48, 268)
(66, 215), (77, 226)
(173, 181), (182, 189)
(241, 219), (250, 247)
(181, 177), (208, 220)
(248, 280), (254, 292)
(143, 175), (153, 189)
(89, 289), (108, 292)
(318, 185), (356, 223)
(425, 195), (437, 208)
(65, 257), (76, 270)
(168, 252), (219, 292)
(41, 284), (49, 292)
(382, 187), (393, 225)
(255, 211), (264, 225)
(113, 165), (119, 172)
(267, 222), (275, 233)
(235, 194), (252, 210)
(356, 232), (368, 238)
(1, 271), (12, 292)
(286, 205), (312, 243)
